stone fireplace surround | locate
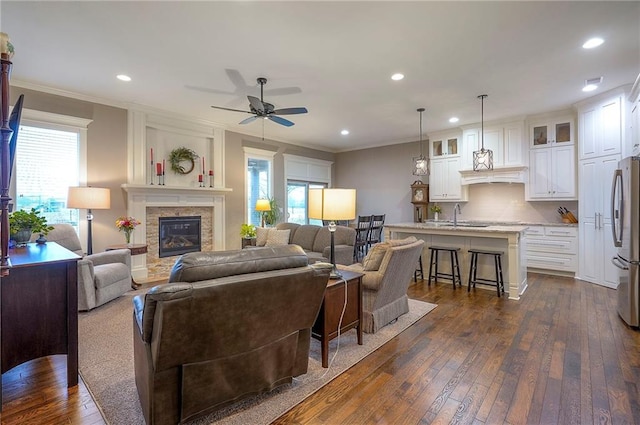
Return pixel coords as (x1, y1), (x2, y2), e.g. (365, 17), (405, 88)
(121, 184), (229, 280)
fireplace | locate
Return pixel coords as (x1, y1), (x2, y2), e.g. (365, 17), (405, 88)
(159, 216), (201, 258)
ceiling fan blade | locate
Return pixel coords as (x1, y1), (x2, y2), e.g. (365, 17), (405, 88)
(239, 116), (259, 125)
(268, 115), (295, 127)
(264, 87), (302, 96)
(225, 69), (248, 91)
(248, 96), (265, 114)
(211, 105), (253, 114)
(272, 107), (308, 115)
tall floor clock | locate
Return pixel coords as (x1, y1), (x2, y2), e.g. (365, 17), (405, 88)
(410, 181), (429, 223)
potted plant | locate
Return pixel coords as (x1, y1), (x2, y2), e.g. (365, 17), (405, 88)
(240, 223), (257, 248)
(430, 204), (442, 221)
(9, 208), (54, 247)
(263, 197), (281, 226)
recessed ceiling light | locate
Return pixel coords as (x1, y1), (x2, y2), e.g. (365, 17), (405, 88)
(116, 74), (132, 82)
(341, 129), (350, 135)
(391, 73), (404, 81)
(449, 117), (459, 123)
(583, 37), (604, 49)
(582, 84), (598, 92)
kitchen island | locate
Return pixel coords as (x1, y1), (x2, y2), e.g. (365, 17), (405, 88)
(385, 222), (528, 300)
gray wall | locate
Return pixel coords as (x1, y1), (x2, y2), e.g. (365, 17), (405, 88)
(224, 131), (335, 249)
(335, 142), (423, 224)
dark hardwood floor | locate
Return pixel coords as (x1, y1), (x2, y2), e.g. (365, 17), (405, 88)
(2, 273), (639, 424)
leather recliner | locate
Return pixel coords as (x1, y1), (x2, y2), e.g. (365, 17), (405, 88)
(133, 245), (329, 425)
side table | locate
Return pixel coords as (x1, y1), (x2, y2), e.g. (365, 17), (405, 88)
(311, 269), (363, 367)
(105, 243), (148, 289)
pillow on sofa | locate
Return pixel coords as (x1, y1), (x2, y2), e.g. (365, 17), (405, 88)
(266, 229), (291, 246)
(388, 236), (418, 247)
(256, 227), (270, 246)
(362, 242), (390, 271)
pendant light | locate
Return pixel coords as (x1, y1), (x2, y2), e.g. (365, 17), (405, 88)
(412, 107), (429, 177)
(473, 94), (494, 171)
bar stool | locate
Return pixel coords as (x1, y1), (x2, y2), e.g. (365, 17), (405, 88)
(467, 249), (505, 297)
(414, 255), (424, 282)
(427, 246), (462, 288)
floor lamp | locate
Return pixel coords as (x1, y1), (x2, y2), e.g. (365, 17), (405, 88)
(255, 199), (271, 227)
(308, 188), (356, 278)
(67, 186), (111, 255)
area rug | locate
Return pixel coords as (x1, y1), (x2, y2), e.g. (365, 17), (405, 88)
(78, 289), (437, 425)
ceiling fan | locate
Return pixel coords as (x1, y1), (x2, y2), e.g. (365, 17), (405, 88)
(210, 77), (308, 127)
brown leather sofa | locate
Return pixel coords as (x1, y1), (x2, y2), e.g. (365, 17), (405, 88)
(275, 222), (356, 265)
(132, 245), (329, 425)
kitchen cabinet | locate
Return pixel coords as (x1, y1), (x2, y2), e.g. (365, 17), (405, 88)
(429, 131), (460, 157)
(527, 144), (576, 200)
(578, 93), (623, 160)
(525, 226), (577, 274)
(629, 74), (640, 156)
(529, 116), (573, 148)
(460, 121), (525, 170)
(578, 154), (621, 288)
(429, 156), (468, 201)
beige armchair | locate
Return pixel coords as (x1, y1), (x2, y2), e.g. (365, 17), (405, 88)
(39, 223), (132, 311)
(340, 236), (424, 333)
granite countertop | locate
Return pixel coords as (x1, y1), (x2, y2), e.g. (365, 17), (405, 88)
(386, 222), (529, 234)
(421, 219), (578, 228)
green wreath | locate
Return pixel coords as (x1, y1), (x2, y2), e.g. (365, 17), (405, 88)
(168, 147), (199, 174)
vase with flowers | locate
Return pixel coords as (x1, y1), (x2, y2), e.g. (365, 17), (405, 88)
(430, 204), (442, 221)
(116, 216), (141, 245)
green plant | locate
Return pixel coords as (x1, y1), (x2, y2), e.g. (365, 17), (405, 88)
(9, 208), (54, 236)
(430, 204), (442, 214)
(240, 223), (256, 238)
(168, 147), (199, 174)
(263, 197), (280, 226)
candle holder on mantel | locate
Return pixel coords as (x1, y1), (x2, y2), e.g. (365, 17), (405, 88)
(198, 174), (204, 188)
(209, 170), (214, 188)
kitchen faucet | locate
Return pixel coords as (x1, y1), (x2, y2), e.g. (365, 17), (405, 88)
(453, 203), (461, 226)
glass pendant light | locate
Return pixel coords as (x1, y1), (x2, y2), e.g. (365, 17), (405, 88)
(473, 94), (494, 171)
(412, 107), (429, 177)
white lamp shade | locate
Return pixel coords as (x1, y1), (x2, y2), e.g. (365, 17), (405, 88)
(67, 186), (111, 209)
(308, 188), (356, 221)
(255, 199), (271, 212)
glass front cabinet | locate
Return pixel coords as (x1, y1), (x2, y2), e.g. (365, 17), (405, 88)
(430, 131), (460, 157)
(530, 117), (574, 148)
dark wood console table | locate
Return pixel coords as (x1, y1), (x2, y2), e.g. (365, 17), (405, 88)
(0, 242), (80, 410)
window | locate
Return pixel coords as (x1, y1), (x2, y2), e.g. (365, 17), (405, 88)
(244, 147), (275, 226)
(11, 109), (90, 231)
(287, 181), (327, 225)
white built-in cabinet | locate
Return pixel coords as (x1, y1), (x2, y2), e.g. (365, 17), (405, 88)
(429, 156), (468, 201)
(527, 144), (576, 200)
(578, 95), (623, 160)
(576, 87), (628, 288)
(525, 226), (578, 274)
(526, 113), (576, 201)
(430, 131), (460, 157)
(628, 73), (640, 157)
(460, 121), (525, 170)
(577, 155), (620, 288)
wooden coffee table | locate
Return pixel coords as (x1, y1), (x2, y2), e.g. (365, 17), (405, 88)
(312, 269), (363, 368)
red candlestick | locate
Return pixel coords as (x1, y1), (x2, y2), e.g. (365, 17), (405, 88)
(208, 169), (213, 176)
(156, 162), (162, 175)
(162, 159), (165, 174)
(150, 148), (153, 163)
(198, 174), (203, 182)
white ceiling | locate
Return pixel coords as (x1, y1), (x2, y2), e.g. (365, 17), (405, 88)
(2, 1), (639, 152)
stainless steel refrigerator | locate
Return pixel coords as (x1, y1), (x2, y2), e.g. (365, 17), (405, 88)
(611, 156), (640, 327)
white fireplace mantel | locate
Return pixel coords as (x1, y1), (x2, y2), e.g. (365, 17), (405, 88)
(121, 183), (231, 279)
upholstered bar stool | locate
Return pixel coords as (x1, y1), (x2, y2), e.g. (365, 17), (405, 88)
(427, 246), (462, 288)
(467, 249), (505, 297)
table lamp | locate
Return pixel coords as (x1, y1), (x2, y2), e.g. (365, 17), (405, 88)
(67, 186), (111, 255)
(308, 188), (356, 278)
(255, 199), (271, 227)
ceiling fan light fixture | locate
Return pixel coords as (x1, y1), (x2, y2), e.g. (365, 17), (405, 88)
(412, 107), (429, 177)
(473, 94), (493, 172)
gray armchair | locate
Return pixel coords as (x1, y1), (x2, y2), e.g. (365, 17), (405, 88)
(39, 223), (132, 311)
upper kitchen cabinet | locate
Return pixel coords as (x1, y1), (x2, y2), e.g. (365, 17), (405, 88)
(577, 88), (628, 160)
(429, 130), (460, 158)
(527, 144), (576, 200)
(628, 74), (640, 157)
(429, 156), (468, 202)
(460, 121), (525, 170)
(529, 116), (573, 148)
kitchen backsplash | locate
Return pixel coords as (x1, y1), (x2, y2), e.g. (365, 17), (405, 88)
(434, 184), (578, 224)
